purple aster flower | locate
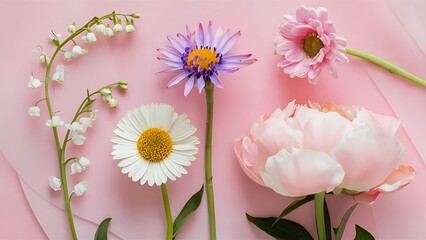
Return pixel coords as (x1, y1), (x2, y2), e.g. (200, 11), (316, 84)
(158, 22), (257, 96)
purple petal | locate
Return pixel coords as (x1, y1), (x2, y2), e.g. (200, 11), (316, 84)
(211, 27), (224, 49)
(222, 54), (252, 61)
(167, 36), (185, 53)
(177, 33), (191, 48)
(220, 58), (257, 68)
(209, 74), (223, 88)
(195, 23), (205, 47)
(184, 75), (195, 96)
(216, 29), (230, 52)
(196, 75), (205, 93)
(218, 31), (241, 54)
(167, 71), (191, 87)
(157, 57), (183, 68)
(156, 67), (182, 74)
(216, 67), (240, 73)
(204, 21), (213, 46)
(158, 48), (181, 61)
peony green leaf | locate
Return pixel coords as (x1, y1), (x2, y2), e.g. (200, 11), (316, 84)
(172, 185), (204, 238)
(246, 214), (314, 240)
(94, 217), (112, 240)
(273, 195), (314, 227)
(354, 225), (375, 240)
(335, 204), (358, 240)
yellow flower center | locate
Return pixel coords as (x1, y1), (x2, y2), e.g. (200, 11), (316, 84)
(186, 49), (219, 70)
(302, 32), (324, 58)
(137, 128), (173, 162)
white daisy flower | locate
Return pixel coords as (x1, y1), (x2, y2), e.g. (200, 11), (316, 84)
(112, 103), (199, 186)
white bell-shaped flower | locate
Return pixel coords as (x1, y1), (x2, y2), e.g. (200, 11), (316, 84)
(95, 24), (106, 34)
(45, 116), (65, 127)
(49, 176), (62, 191)
(73, 181), (88, 196)
(70, 131), (86, 145)
(70, 162), (83, 174)
(82, 32), (97, 43)
(52, 64), (65, 83)
(28, 75), (42, 89)
(71, 45), (88, 57)
(78, 157), (90, 169)
(28, 106), (41, 117)
(104, 26), (114, 37)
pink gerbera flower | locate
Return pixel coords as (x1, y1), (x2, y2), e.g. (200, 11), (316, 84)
(274, 6), (349, 82)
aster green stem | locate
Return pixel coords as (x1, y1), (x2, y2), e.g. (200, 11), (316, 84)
(204, 80), (217, 240)
(161, 184), (173, 240)
(41, 12), (138, 240)
(345, 47), (426, 87)
(315, 192), (326, 240)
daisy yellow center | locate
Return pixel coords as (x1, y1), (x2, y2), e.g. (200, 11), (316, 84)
(186, 49), (219, 70)
(302, 32), (324, 58)
(137, 128), (173, 162)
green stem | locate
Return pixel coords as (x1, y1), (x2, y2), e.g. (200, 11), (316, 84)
(161, 184), (173, 240)
(345, 47), (426, 87)
(315, 192), (326, 240)
(204, 80), (216, 240)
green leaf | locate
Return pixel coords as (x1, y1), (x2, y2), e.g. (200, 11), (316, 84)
(52, 39), (60, 47)
(273, 195), (314, 226)
(354, 225), (375, 240)
(246, 214), (314, 240)
(323, 198), (332, 240)
(172, 185), (204, 238)
(83, 99), (96, 109)
(335, 204), (358, 240)
(94, 217), (112, 240)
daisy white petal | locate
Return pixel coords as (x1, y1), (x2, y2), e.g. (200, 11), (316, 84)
(112, 103), (199, 186)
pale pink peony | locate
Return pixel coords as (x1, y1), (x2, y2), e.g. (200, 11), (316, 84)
(274, 6), (349, 82)
(234, 101), (414, 203)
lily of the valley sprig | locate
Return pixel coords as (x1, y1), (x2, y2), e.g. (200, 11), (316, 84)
(158, 22), (257, 240)
(275, 5), (426, 87)
(28, 12), (139, 240)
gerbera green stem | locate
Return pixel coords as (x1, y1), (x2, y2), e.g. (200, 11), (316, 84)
(161, 184), (173, 240)
(345, 48), (426, 87)
(204, 80), (216, 240)
(315, 191), (326, 240)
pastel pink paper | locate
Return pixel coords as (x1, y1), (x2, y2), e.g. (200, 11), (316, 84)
(0, 0), (425, 239)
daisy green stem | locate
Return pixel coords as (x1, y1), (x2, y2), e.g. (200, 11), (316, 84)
(204, 80), (217, 240)
(345, 48), (426, 87)
(160, 184), (173, 240)
(314, 192), (326, 240)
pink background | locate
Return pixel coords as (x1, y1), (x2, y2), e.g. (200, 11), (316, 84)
(1, 0), (426, 239)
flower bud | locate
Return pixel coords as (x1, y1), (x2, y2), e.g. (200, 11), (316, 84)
(102, 94), (112, 103)
(100, 88), (112, 96)
(49, 176), (62, 191)
(108, 98), (118, 108)
(125, 24), (135, 33)
(39, 54), (50, 65)
(73, 181), (88, 196)
(131, 13), (141, 19)
(118, 80), (128, 90)
(113, 19), (123, 32)
(68, 22), (77, 33)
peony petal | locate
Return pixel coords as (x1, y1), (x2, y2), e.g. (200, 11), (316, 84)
(332, 126), (405, 192)
(261, 148), (344, 197)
